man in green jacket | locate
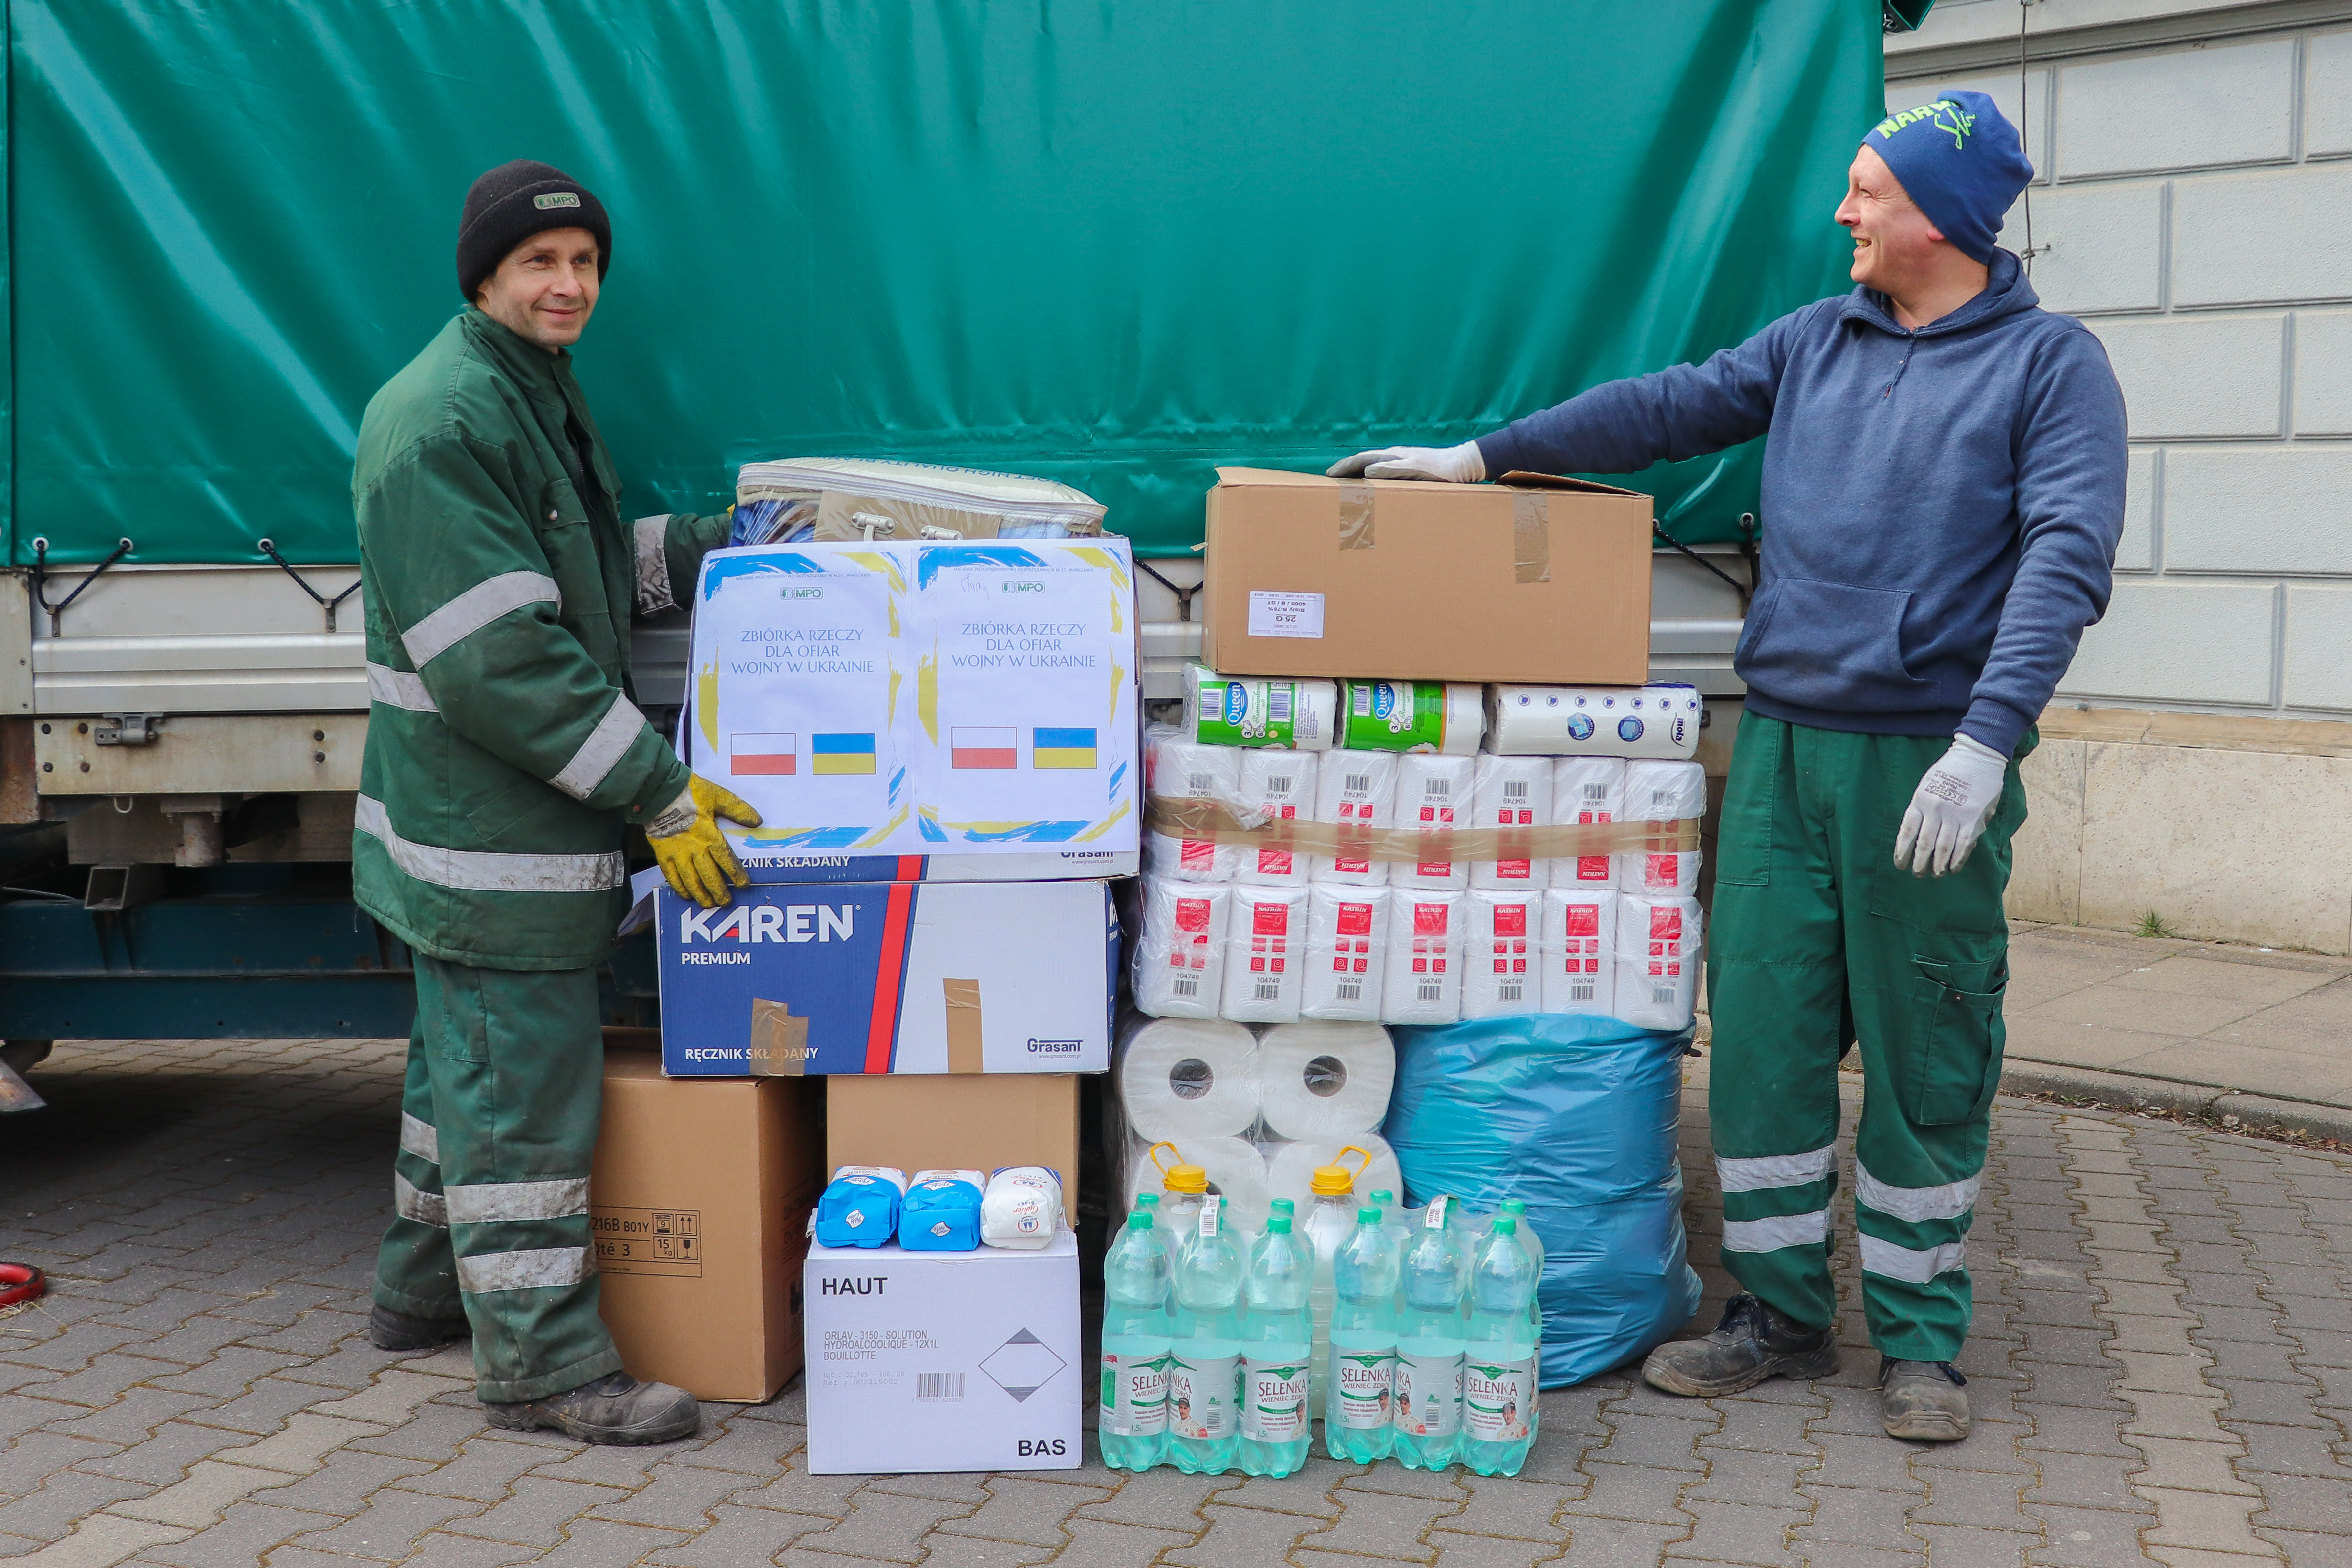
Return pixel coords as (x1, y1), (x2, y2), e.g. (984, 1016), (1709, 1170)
(354, 160), (758, 1444)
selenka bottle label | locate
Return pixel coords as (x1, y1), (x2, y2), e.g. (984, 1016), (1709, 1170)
(1333, 1346), (1398, 1429)
(1167, 1353), (1239, 1439)
(1100, 1351), (1171, 1437)
(1239, 1359), (1309, 1442)
(1463, 1356), (1536, 1442)
(1394, 1350), (1464, 1436)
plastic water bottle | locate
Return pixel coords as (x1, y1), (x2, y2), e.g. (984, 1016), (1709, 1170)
(1099, 1209), (1173, 1472)
(1150, 1145), (1209, 1261)
(1325, 1205), (1399, 1461)
(1301, 1149), (1367, 1418)
(1393, 1195), (1467, 1471)
(1237, 1213), (1314, 1477)
(1167, 1194), (1245, 1474)
(1498, 1198), (1546, 1343)
(1461, 1214), (1541, 1477)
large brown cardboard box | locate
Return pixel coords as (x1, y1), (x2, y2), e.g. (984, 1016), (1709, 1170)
(1199, 467), (1653, 684)
(592, 1050), (822, 1402)
(826, 1073), (1081, 1208)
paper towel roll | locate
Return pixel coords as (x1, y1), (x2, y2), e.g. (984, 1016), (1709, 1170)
(1617, 846), (1703, 897)
(1265, 1133), (1403, 1215)
(1116, 1017), (1262, 1141)
(1133, 878), (1232, 1018)
(1623, 759), (1708, 823)
(1146, 724), (1243, 800)
(1461, 890), (1544, 1020)
(1256, 1021), (1395, 1139)
(1220, 884), (1312, 1023)
(1544, 888), (1617, 1015)
(1391, 753), (1476, 890)
(1127, 1134), (1273, 1237)
(1485, 683), (1703, 759)
(1184, 667), (1335, 750)
(1382, 888), (1464, 1025)
(1300, 885), (1390, 1022)
(1469, 754), (1553, 891)
(1550, 757), (1625, 890)
(1616, 894), (1701, 1031)
(1309, 749), (1398, 886)
(1340, 681), (1485, 754)
(1234, 749), (1319, 887)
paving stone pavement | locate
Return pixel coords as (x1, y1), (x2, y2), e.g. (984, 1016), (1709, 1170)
(3, 1035), (2350, 1567)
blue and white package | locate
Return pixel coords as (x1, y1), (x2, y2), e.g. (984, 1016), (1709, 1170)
(814, 1166), (908, 1249)
(898, 1169), (986, 1251)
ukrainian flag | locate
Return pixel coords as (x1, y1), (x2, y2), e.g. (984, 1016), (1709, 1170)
(811, 733), (877, 775)
(1032, 727), (1098, 769)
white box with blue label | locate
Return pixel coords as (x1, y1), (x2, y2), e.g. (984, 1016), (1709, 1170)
(656, 878), (1117, 1076)
(803, 1229), (1081, 1474)
(681, 539), (1140, 883)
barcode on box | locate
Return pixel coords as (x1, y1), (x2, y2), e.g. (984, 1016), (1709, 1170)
(1254, 978), (1280, 1002)
(1652, 982), (1676, 1004)
(1571, 979), (1595, 1001)
(1498, 980), (1523, 1003)
(1267, 775), (1293, 796)
(1503, 781), (1528, 801)
(1344, 772), (1370, 794)
(1270, 687), (1293, 723)
(1417, 980), (1441, 1002)
(1352, 685), (1372, 716)
(1335, 978), (1362, 1002)
(1172, 974), (1198, 997)
(1582, 783), (1606, 802)
(916, 1374), (965, 1401)
(1187, 771), (1214, 795)
(1426, 779), (1450, 797)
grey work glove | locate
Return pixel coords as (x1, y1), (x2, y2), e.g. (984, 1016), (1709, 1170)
(1892, 734), (2009, 877)
(1325, 441), (1488, 483)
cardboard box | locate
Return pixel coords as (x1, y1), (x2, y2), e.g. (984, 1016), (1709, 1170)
(826, 1072), (1082, 1210)
(803, 1230), (1082, 1474)
(657, 878), (1117, 1077)
(592, 1051), (823, 1402)
(1200, 467), (1653, 684)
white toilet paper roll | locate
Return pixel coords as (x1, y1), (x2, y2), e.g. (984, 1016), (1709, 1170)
(1616, 845), (1703, 897)
(1340, 681), (1485, 754)
(1221, 884), (1312, 1024)
(1127, 1134), (1273, 1237)
(1133, 878), (1232, 1018)
(1256, 1020), (1395, 1139)
(1616, 894), (1702, 1031)
(1543, 888), (1617, 1015)
(1470, 754), (1553, 891)
(1309, 749), (1398, 887)
(1116, 1017), (1262, 1141)
(1461, 890), (1545, 1020)
(1300, 885), (1390, 1022)
(1392, 754), (1476, 890)
(1623, 760), (1708, 823)
(1485, 683), (1703, 759)
(1265, 1133), (1404, 1215)
(1234, 749), (1318, 887)
(1382, 888), (1464, 1025)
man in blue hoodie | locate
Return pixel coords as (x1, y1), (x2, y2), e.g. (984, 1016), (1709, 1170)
(1331, 91), (2125, 1441)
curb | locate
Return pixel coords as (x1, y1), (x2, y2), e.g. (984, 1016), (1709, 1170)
(2000, 1061), (2352, 1145)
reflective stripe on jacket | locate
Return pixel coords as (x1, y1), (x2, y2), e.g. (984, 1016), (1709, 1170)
(352, 308), (727, 969)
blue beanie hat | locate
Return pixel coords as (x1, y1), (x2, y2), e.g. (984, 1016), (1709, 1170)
(1863, 89), (2034, 264)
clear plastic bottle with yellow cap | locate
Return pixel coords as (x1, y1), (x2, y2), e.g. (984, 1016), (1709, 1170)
(1144, 1142), (1211, 1263)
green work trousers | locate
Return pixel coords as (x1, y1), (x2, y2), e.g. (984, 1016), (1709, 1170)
(372, 954), (622, 1403)
(1705, 712), (2031, 1363)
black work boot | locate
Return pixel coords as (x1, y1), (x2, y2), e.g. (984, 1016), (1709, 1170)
(1641, 1293), (1840, 1397)
(483, 1371), (701, 1446)
(1881, 1358), (1970, 1441)
(369, 1305), (470, 1352)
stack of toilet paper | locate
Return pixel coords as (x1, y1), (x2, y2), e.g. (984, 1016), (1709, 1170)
(1112, 1016), (1405, 1233)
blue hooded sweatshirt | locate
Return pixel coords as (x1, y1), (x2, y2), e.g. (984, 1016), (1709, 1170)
(1474, 250), (2126, 757)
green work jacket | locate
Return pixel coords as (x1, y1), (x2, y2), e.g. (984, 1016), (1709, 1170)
(352, 308), (726, 970)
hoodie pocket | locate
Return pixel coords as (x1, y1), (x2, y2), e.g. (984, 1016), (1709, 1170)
(1735, 578), (1937, 715)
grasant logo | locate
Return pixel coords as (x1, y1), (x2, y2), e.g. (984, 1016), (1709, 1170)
(785, 586), (825, 600)
(1000, 579), (1048, 594)
(820, 1276), (886, 1296)
(1221, 682), (1249, 727)
(679, 904), (855, 943)
(1026, 1037), (1084, 1055)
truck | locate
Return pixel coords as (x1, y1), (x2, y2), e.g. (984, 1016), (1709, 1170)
(0, 0), (1929, 1102)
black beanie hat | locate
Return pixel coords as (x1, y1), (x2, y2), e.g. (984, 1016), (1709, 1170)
(456, 159), (612, 302)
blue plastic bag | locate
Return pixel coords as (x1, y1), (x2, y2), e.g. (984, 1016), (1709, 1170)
(1382, 1014), (1704, 1386)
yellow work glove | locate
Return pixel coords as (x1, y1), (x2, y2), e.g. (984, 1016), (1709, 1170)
(646, 775), (763, 908)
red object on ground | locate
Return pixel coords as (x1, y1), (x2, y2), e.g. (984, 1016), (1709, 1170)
(0, 1263), (44, 1308)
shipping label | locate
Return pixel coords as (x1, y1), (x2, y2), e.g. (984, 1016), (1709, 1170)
(591, 1208), (703, 1277)
(1246, 590), (1325, 639)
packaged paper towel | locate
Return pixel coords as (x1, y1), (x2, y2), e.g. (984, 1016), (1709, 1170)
(1116, 1017), (1262, 1141)
(1266, 1133), (1403, 1216)
(1341, 680), (1484, 755)
(1483, 683), (1704, 759)
(1125, 1134), (1272, 1237)
(734, 456), (1106, 543)
(1222, 884), (1312, 1024)
(1234, 749), (1319, 887)
(1554, 758), (1626, 890)
(1255, 1020), (1395, 1139)
(1469, 754), (1553, 891)
(1617, 894), (1702, 1031)
(1185, 665), (1337, 750)
(1619, 845), (1703, 897)
(1383, 889), (1464, 1025)
(1301, 885), (1390, 1022)
(1133, 878), (1231, 1018)
(1623, 759), (1708, 823)
(1309, 749), (1399, 886)
(1543, 889), (1617, 1015)
(1145, 831), (1237, 883)
(1391, 753), (1475, 890)
(1461, 890), (1545, 1020)
(1143, 727), (1242, 882)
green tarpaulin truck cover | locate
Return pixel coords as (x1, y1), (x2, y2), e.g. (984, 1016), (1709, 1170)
(6, 1), (1889, 564)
